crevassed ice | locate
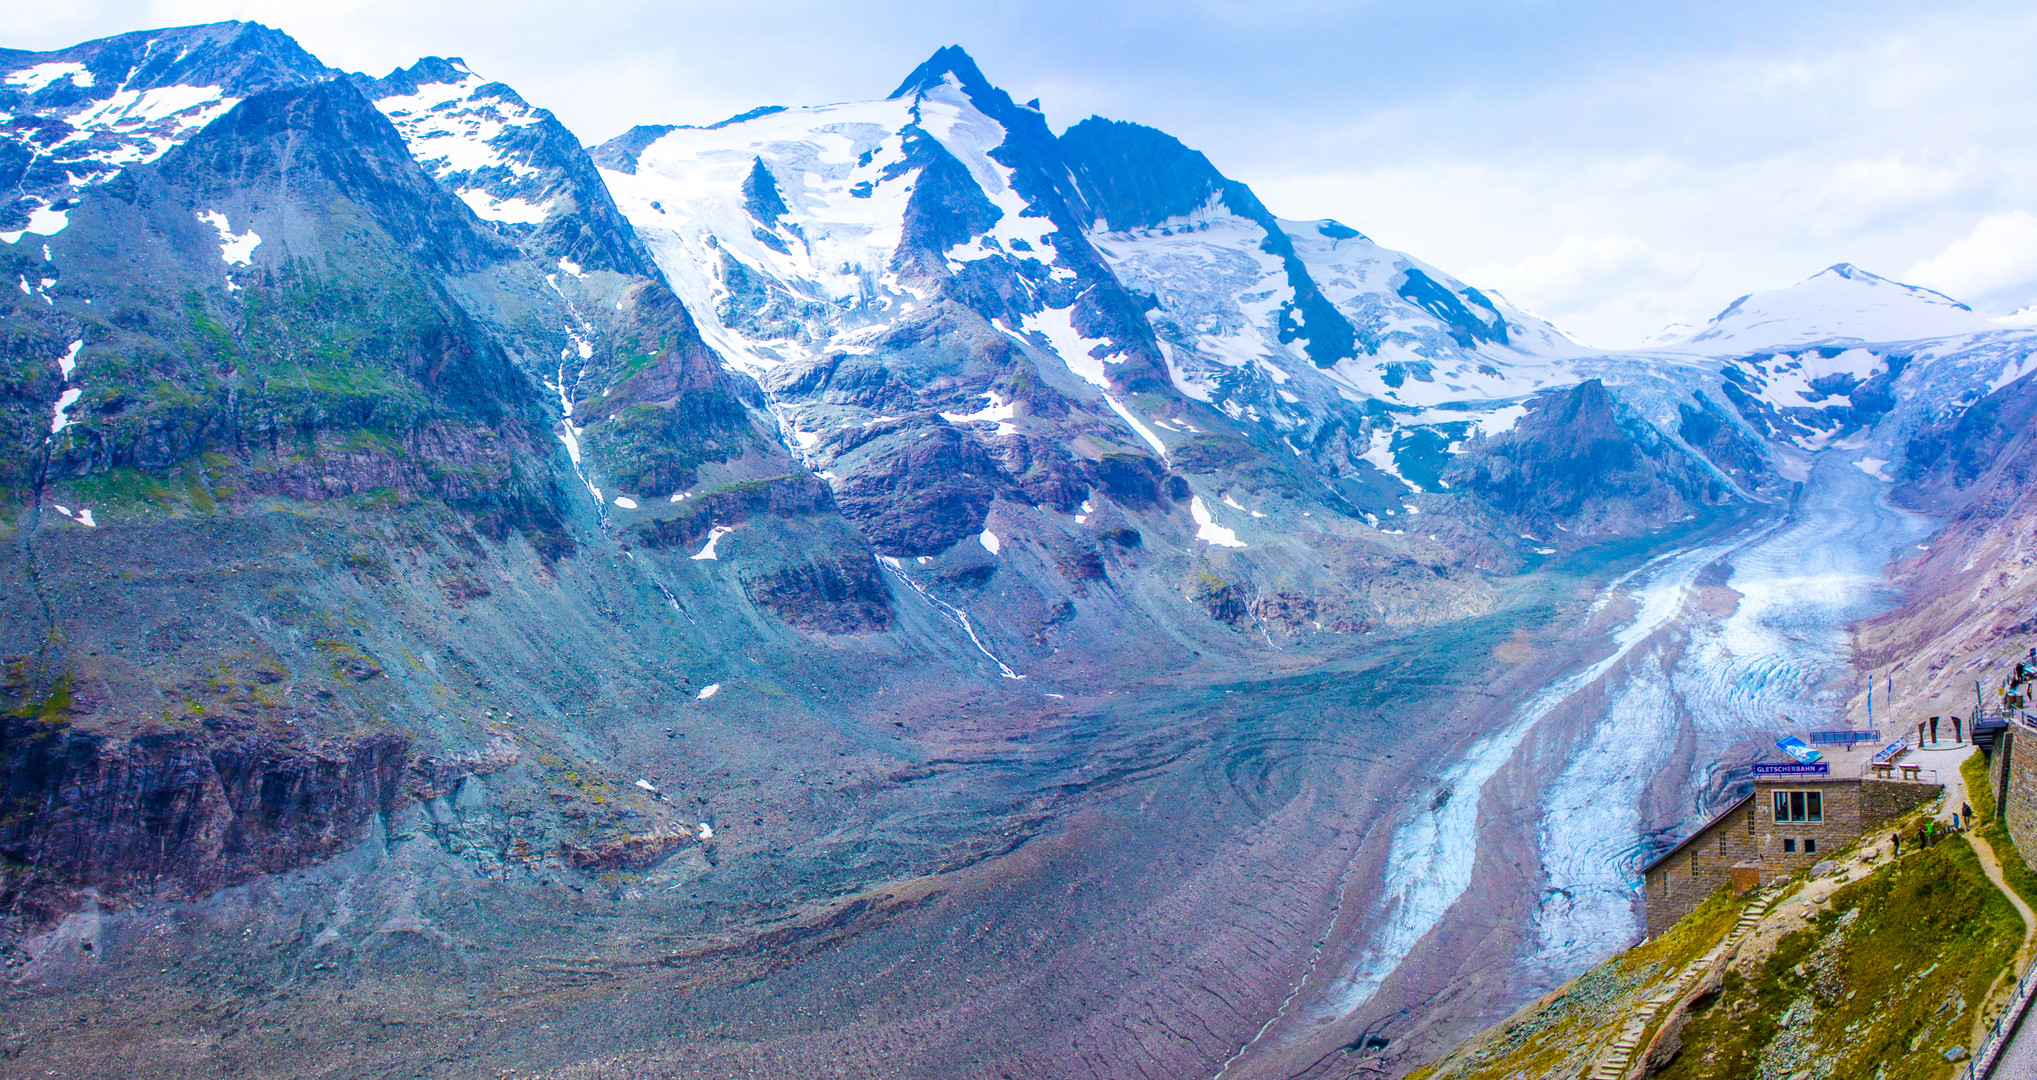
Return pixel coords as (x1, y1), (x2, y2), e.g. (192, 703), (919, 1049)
(597, 94), (926, 374)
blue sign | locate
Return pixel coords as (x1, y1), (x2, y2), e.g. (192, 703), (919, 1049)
(1776, 736), (1824, 764)
(1755, 762), (1830, 776)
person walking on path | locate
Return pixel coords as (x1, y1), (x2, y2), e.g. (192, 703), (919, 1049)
(1892, 831), (1903, 856)
(1964, 801), (1975, 823)
(1920, 824), (1930, 850)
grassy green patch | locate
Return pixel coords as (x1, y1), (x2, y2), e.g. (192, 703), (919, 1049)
(4, 675), (73, 725)
(1965, 751), (2037, 911)
(1659, 835), (2017, 1080)
(60, 467), (181, 514)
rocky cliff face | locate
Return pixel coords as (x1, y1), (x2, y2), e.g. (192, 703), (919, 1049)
(0, 713), (407, 933)
(1853, 365), (2037, 721)
(1444, 379), (1737, 538)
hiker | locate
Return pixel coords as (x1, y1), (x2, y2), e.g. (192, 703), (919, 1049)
(1919, 824), (1929, 850)
(1892, 831), (1902, 855)
(1931, 716), (1941, 745)
(1953, 812), (1961, 830)
(1964, 801), (1974, 822)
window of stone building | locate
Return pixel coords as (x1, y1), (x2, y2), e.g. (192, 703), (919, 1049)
(1806, 839), (1817, 854)
(1783, 838), (1797, 853)
(1772, 790), (1824, 823)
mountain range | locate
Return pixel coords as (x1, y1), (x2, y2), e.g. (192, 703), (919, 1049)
(2, 22), (2033, 1079)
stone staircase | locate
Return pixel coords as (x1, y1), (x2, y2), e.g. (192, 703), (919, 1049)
(1589, 897), (1773, 1080)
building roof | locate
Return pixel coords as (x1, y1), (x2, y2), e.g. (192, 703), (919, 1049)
(1640, 791), (1756, 875)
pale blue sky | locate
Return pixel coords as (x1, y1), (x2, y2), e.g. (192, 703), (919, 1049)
(10, 0), (2035, 345)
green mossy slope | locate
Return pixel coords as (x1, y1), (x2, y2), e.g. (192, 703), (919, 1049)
(1416, 811), (2023, 1080)
(1659, 836), (2016, 1079)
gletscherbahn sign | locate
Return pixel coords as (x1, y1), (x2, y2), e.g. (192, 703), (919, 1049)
(1753, 762), (1830, 776)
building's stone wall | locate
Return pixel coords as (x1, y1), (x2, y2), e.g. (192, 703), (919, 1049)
(2004, 725), (2037, 864)
(1643, 776), (1945, 936)
(1644, 794), (1757, 937)
(1861, 777), (1943, 830)
(1994, 728), (2015, 819)
(1753, 780), (1872, 881)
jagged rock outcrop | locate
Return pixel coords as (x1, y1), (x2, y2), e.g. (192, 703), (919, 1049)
(1445, 379), (1732, 537)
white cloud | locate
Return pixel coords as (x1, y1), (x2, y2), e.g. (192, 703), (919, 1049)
(1472, 235), (1696, 311)
(1459, 235), (1697, 348)
(1247, 7), (2037, 346)
(1905, 210), (2037, 315)
(1813, 155), (1998, 234)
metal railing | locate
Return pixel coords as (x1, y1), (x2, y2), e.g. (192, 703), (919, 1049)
(1811, 729), (1881, 747)
(1965, 955), (2037, 1078)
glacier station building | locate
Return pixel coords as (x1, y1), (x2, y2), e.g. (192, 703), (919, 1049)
(1640, 740), (1942, 936)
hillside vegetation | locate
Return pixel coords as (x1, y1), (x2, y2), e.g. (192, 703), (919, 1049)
(1415, 803), (2024, 1080)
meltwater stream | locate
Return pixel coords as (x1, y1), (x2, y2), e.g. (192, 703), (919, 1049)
(1335, 452), (1930, 1014)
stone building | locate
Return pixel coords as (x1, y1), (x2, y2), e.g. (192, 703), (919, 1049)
(1992, 721), (2037, 859)
(1641, 768), (1940, 936)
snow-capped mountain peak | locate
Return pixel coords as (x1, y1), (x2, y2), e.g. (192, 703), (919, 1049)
(1640, 322), (1696, 347)
(888, 44), (996, 102)
(1679, 262), (1997, 352)
(362, 58), (550, 224)
(0, 21), (334, 243)
(355, 56), (659, 277)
